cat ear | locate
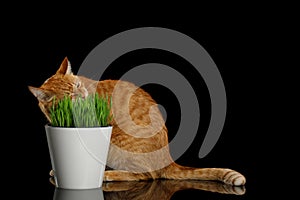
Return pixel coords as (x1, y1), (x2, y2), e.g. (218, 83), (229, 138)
(56, 57), (73, 75)
(28, 86), (55, 102)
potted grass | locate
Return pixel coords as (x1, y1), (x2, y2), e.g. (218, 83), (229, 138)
(45, 94), (113, 190)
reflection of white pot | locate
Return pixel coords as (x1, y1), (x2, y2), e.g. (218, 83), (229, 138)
(53, 188), (104, 200)
(45, 125), (112, 189)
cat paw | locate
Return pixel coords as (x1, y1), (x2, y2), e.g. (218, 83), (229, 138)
(223, 170), (246, 186)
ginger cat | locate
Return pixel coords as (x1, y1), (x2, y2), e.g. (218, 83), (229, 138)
(28, 57), (246, 186)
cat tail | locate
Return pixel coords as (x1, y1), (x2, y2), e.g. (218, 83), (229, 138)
(161, 162), (246, 186)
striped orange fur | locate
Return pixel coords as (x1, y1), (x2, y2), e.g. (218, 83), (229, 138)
(29, 57), (246, 186)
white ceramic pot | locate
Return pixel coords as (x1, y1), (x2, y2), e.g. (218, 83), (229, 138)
(45, 125), (112, 189)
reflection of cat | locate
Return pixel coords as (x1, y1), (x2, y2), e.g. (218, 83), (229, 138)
(29, 57), (246, 186)
(103, 180), (246, 199)
(50, 177), (245, 199)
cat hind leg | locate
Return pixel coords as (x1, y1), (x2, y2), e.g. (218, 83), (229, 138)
(104, 170), (153, 181)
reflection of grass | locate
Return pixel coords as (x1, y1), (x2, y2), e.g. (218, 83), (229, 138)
(50, 94), (112, 127)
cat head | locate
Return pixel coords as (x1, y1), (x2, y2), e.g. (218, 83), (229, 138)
(28, 57), (88, 121)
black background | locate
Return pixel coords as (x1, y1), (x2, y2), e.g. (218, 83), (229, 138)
(2, 6), (288, 199)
